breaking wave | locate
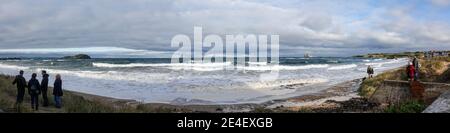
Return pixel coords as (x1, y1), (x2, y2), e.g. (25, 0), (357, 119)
(328, 64), (357, 70)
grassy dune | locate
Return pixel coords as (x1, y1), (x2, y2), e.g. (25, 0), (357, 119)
(359, 57), (450, 97)
(0, 74), (186, 113)
(358, 57), (450, 113)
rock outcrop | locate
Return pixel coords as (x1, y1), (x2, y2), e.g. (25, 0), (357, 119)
(63, 54), (91, 59)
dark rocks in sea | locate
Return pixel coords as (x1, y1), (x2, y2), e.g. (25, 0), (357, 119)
(63, 54), (91, 59)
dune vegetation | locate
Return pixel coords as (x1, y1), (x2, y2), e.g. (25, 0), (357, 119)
(358, 56), (450, 113)
(0, 74), (184, 113)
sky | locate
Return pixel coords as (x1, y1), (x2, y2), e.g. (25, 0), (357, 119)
(0, 0), (450, 57)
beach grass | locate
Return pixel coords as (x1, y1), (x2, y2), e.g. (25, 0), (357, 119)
(0, 74), (180, 113)
(359, 57), (450, 97)
(384, 100), (426, 113)
(358, 68), (407, 97)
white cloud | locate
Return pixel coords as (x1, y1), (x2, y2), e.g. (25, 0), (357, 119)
(431, 0), (450, 6)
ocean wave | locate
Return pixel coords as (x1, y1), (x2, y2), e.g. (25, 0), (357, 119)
(237, 64), (329, 71)
(0, 63), (30, 70)
(248, 62), (267, 65)
(93, 62), (158, 68)
(93, 62), (329, 71)
(327, 64), (357, 70)
(35, 68), (170, 83)
(92, 62), (233, 68)
(327, 60), (339, 63)
(364, 58), (405, 68)
(246, 78), (328, 89)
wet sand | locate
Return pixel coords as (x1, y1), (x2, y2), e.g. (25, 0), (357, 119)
(65, 78), (367, 113)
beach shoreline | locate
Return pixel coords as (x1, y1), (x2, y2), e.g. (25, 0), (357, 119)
(0, 72), (368, 113)
(0, 57), (418, 113)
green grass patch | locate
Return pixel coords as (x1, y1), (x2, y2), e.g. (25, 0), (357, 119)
(384, 100), (426, 113)
(0, 74), (182, 113)
(358, 68), (407, 97)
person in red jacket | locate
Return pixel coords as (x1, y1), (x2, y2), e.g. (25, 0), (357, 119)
(407, 62), (415, 81)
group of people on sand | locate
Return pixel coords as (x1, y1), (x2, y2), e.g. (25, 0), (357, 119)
(406, 57), (420, 81)
(12, 70), (63, 111)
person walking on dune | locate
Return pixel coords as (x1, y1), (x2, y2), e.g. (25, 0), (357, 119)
(12, 70), (27, 111)
(412, 57), (420, 81)
(28, 73), (41, 110)
(53, 74), (63, 108)
(406, 62), (415, 81)
(41, 70), (49, 107)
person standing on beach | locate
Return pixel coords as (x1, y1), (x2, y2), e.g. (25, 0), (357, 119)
(28, 73), (41, 110)
(412, 57), (420, 81)
(41, 70), (49, 107)
(53, 74), (63, 108)
(12, 70), (27, 109)
(366, 65), (374, 78)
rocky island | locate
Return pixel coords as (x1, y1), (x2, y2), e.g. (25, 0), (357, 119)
(63, 54), (91, 59)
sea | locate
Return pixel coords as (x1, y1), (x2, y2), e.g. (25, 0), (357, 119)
(0, 57), (408, 104)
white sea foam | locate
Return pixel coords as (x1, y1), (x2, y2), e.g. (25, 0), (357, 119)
(246, 78), (328, 89)
(34, 68), (170, 84)
(93, 62), (330, 71)
(328, 64), (357, 70)
(374, 59), (383, 61)
(93, 62), (232, 68)
(248, 62), (268, 65)
(237, 64), (330, 71)
(364, 58), (405, 68)
(0, 63), (30, 70)
(93, 63), (160, 68)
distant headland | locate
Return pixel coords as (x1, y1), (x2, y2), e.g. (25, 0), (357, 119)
(353, 50), (450, 59)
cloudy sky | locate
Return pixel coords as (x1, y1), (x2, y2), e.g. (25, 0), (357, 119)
(1, 0), (450, 57)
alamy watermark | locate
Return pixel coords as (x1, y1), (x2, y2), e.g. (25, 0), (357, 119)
(170, 27), (280, 81)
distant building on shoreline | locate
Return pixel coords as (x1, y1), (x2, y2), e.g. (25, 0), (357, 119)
(424, 51), (449, 59)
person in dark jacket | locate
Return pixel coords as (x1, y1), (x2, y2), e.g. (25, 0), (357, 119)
(367, 65), (374, 79)
(53, 74), (63, 108)
(28, 73), (41, 110)
(41, 70), (49, 107)
(412, 57), (420, 81)
(12, 70), (27, 106)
